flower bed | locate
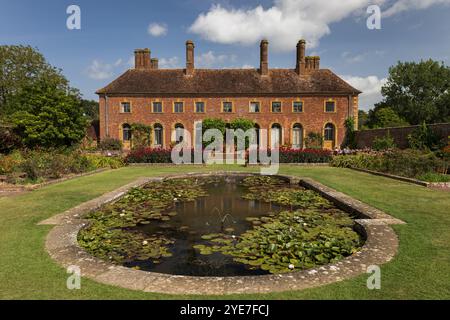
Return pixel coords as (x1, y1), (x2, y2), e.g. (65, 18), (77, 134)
(125, 147), (173, 164)
(125, 147), (332, 164)
(331, 149), (448, 182)
(0, 149), (124, 184)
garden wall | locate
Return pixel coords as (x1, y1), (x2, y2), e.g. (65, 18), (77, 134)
(355, 123), (450, 149)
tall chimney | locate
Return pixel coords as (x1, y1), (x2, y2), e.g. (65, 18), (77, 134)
(135, 48), (151, 70)
(259, 39), (269, 76)
(296, 39), (306, 75)
(151, 58), (159, 70)
(185, 40), (195, 76)
(313, 57), (320, 70)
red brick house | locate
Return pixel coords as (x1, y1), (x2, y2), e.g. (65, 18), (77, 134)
(96, 40), (361, 150)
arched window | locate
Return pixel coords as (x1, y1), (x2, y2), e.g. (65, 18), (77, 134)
(254, 123), (260, 146)
(175, 123), (185, 143)
(122, 124), (131, 141)
(271, 123), (282, 149)
(324, 123), (335, 142)
(154, 124), (163, 147)
(292, 123), (303, 149)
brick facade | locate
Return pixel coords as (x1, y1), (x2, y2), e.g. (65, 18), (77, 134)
(97, 40), (361, 150)
(99, 95), (357, 149)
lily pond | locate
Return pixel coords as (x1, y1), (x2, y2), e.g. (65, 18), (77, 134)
(78, 175), (364, 276)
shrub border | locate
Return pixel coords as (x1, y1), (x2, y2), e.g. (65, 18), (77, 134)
(40, 172), (404, 295)
(349, 167), (450, 189)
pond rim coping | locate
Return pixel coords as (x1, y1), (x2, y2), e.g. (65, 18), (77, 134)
(40, 171), (405, 295)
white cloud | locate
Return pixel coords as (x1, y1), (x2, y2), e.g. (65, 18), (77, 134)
(196, 51), (237, 68)
(148, 23), (168, 37)
(189, 0), (449, 52)
(159, 57), (180, 69)
(86, 60), (115, 80)
(241, 64), (255, 69)
(189, 1), (376, 51)
(342, 51), (367, 63)
(86, 58), (132, 80)
(383, 0), (450, 17)
(341, 75), (388, 110)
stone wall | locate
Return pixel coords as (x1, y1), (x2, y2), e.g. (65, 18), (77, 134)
(355, 123), (450, 149)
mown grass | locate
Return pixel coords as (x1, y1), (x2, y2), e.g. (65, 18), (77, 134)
(0, 165), (449, 299)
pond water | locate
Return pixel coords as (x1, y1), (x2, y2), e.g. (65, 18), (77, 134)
(125, 176), (285, 276)
(80, 175), (363, 277)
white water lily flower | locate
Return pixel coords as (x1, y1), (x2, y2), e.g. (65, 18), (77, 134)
(142, 241), (148, 245)
(288, 264), (295, 270)
(173, 198), (178, 202)
(120, 213), (126, 217)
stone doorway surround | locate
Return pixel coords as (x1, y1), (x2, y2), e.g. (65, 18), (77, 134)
(40, 172), (404, 295)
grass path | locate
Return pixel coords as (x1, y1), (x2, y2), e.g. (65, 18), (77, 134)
(0, 165), (449, 299)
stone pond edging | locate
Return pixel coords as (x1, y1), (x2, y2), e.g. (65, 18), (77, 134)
(39, 172), (404, 295)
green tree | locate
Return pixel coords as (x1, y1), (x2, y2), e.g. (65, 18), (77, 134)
(358, 110), (369, 129)
(229, 118), (255, 132)
(377, 59), (450, 125)
(202, 118), (227, 136)
(230, 118), (255, 149)
(408, 122), (446, 151)
(10, 79), (87, 148)
(0, 45), (68, 118)
(80, 99), (99, 121)
(367, 107), (409, 129)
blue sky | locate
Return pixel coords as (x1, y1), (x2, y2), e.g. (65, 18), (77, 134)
(1, 0), (450, 110)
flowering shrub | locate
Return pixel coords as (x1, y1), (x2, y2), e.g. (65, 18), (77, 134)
(125, 147), (173, 163)
(278, 148), (332, 163)
(268, 148), (332, 163)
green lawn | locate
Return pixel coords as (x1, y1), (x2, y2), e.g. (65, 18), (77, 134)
(0, 165), (449, 300)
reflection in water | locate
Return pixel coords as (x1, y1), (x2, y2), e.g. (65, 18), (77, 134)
(125, 176), (284, 276)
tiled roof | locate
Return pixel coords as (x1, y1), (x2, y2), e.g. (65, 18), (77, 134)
(96, 68), (361, 95)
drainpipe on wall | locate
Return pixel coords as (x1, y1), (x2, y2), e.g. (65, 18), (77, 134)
(105, 94), (109, 137)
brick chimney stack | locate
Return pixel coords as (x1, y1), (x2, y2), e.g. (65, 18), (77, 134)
(259, 39), (269, 76)
(134, 48), (151, 70)
(185, 40), (195, 76)
(296, 40), (306, 75)
(151, 58), (159, 70)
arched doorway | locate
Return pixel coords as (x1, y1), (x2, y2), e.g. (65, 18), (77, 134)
(292, 123), (303, 149)
(122, 124), (132, 149)
(254, 123), (260, 147)
(324, 123), (336, 150)
(271, 123), (282, 149)
(174, 123), (185, 143)
(154, 123), (164, 148)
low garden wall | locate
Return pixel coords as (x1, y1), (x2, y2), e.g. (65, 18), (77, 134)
(355, 123), (450, 149)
